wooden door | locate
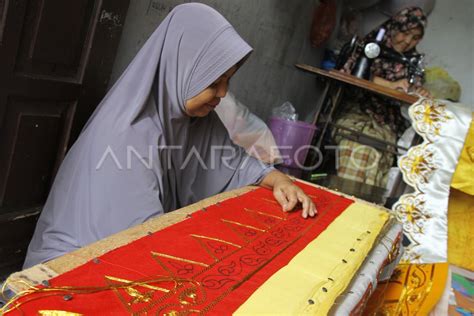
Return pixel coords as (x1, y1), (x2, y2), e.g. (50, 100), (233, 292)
(0, 0), (129, 275)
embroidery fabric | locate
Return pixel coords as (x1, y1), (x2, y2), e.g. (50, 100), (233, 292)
(2, 184), (353, 315)
(393, 98), (472, 263)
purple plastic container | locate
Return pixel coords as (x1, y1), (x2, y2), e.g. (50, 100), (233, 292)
(268, 117), (317, 169)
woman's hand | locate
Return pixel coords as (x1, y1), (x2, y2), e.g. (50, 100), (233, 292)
(411, 86), (432, 98)
(390, 79), (410, 92)
(373, 77), (432, 97)
(373, 76), (409, 92)
(260, 170), (317, 218)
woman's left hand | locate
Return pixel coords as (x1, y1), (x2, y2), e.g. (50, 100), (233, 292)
(260, 170), (317, 218)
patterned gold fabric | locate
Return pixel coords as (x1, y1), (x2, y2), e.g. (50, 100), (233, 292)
(364, 263), (449, 315)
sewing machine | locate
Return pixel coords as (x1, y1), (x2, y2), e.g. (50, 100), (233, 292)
(380, 47), (426, 85)
(337, 34), (426, 86)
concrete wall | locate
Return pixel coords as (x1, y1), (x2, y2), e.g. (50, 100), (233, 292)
(109, 0), (327, 121)
(360, 0), (474, 109)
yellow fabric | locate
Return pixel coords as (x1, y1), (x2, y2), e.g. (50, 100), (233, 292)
(364, 263), (449, 315)
(451, 113), (474, 195)
(234, 203), (389, 316)
(448, 188), (474, 271)
(448, 113), (474, 271)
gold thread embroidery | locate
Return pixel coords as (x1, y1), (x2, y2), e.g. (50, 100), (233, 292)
(220, 219), (266, 232)
(105, 276), (169, 293)
(151, 252), (209, 268)
(221, 219), (267, 243)
(392, 194), (431, 235)
(189, 234), (242, 249)
(0, 276), (188, 315)
(244, 208), (287, 220)
(38, 311), (83, 316)
(395, 97), (455, 262)
(259, 197), (279, 205)
(411, 99), (453, 141)
(190, 234), (242, 262)
(374, 264), (437, 315)
(399, 145), (437, 188)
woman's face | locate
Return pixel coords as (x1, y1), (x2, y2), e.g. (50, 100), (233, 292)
(185, 66), (238, 117)
(391, 27), (423, 53)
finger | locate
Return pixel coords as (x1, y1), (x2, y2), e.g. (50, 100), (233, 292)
(273, 188), (289, 211)
(308, 199), (317, 217)
(298, 193), (310, 218)
(306, 198), (317, 217)
(284, 189), (298, 212)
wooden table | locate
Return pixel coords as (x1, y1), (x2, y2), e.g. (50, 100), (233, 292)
(296, 64), (419, 147)
(296, 64), (419, 104)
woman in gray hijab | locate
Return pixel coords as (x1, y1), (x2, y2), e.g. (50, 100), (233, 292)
(23, 3), (316, 269)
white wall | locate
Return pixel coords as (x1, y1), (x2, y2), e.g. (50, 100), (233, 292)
(418, 0), (474, 108)
(361, 0), (474, 109)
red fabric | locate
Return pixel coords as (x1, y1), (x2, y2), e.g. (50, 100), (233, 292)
(310, 0), (337, 47)
(7, 183), (352, 315)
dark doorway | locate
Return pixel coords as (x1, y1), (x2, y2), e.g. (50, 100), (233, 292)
(0, 0), (130, 276)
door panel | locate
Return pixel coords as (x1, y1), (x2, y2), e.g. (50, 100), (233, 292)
(1, 97), (76, 208)
(0, 0), (130, 275)
(16, 0), (95, 81)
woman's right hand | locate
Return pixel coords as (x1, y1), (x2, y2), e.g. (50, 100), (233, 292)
(373, 76), (409, 92)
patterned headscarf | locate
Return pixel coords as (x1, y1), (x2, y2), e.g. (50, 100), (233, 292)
(367, 6), (427, 53)
(343, 6), (427, 81)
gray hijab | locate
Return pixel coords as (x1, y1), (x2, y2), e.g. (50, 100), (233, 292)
(24, 3), (273, 268)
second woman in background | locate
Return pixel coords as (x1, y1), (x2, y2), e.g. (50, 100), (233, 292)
(335, 7), (430, 187)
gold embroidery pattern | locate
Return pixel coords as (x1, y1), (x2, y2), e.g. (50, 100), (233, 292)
(220, 219), (267, 242)
(190, 235), (242, 262)
(410, 99), (452, 142)
(399, 145), (437, 189)
(392, 194), (431, 251)
(244, 208), (287, 221)
(394, 97), (455, 262)
(105, 276), (169, 293)
(372, 264), (438, 315)
(115, 205), (293, 315)
(38, 311), (83, 316)
(151, 252), (210, 268)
